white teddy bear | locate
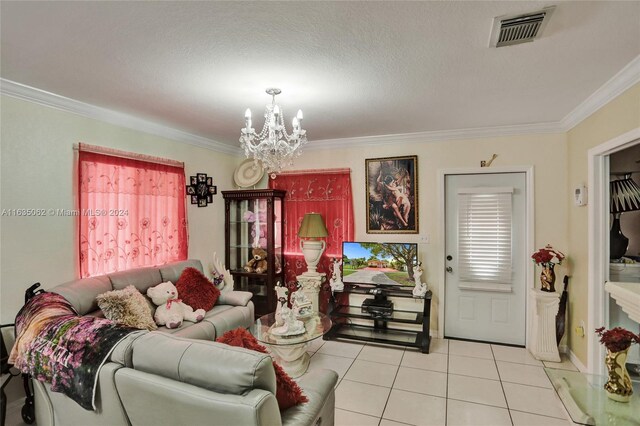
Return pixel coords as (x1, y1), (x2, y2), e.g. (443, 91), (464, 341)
(146, 281), (206, 329)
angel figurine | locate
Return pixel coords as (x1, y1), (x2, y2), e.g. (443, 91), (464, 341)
(291, 283), (313, 318)
(271, 305), (305, 336)
(274, 281), (289, 326)
(211, 252), (234, 292)
(412, 262), (428, 297)
(329, 258), (344, 292)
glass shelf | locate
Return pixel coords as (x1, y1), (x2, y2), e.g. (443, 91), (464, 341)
(340, 283), (431, 300)
(332, 305), (423, 324)
(544, 368), (640, 425)
(330, 323), (425, 346)
(230, 244), (282, 249)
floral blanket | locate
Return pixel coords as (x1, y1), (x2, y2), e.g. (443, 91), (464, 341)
(9, 292), (135, 410)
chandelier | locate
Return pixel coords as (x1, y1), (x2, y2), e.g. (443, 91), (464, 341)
(240, 88), (307, 177)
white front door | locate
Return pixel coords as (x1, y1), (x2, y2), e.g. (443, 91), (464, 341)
(444, 172), (527, 345)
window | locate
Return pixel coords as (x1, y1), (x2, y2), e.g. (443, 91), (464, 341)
(457, 187), (513, 291)
(78, 144), (188, 277)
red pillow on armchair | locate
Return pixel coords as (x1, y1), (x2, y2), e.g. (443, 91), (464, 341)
(216, 328), (308, 410)
(175, 267), (220, 311)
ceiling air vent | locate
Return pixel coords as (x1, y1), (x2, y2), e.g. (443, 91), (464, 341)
(489, 6), (555, 48)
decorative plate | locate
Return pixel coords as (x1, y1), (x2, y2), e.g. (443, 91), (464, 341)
(234, 159), (265, 188)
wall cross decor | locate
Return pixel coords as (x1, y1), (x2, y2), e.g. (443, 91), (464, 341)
(186, 173), (217, 207)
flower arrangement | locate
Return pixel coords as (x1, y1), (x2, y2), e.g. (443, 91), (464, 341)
(531, 244), (565, 266)
(595, 326), (640, 353)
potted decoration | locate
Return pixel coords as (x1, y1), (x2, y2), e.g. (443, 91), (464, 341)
(531, 244), (565, 292)
(595, 326), (640, 402)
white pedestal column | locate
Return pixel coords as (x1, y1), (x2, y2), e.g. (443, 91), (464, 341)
(267, 343), (310, 378)
(297, 274), (326, 314)
(529, 288), (561, 362)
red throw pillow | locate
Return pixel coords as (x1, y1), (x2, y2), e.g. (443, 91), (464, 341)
(175, 267), (220, 311)
(216, 328), (308, 410)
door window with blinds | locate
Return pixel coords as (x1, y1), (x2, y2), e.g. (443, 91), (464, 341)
(457, 186), (514, 292)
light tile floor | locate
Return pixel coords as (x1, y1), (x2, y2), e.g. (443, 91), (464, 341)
(309, 338), (578, 426)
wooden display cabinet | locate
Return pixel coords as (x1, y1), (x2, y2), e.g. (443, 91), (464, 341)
(223, 189), (286, 317)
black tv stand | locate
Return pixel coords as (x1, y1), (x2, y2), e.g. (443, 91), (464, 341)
(325, 283), (432, 353)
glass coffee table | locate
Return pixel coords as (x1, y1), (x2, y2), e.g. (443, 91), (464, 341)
(251, 312), (331, 378)
(545, 368), (640, 425)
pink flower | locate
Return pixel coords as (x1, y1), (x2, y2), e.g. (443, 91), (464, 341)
(104, 249), (115, 260)
(162, 217), (170, 227)
(140, 217), (151, 229)
(131, 248), (140, 259)
(117, 218), (128, 230)
(88, 217), (98, 230)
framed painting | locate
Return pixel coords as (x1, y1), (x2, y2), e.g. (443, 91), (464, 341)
(366, 155), (418, 233)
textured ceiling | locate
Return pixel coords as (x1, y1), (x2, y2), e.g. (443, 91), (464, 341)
(1, 1), (639, 146)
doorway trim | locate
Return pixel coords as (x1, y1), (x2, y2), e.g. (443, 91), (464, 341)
(437, 166), (534, 344)
(587, 127), (640, 375)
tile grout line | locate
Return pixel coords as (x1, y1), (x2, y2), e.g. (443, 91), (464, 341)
(490, 344), (515, 426)
(375, 345), (408, 425)
(509, 407), (571, 422)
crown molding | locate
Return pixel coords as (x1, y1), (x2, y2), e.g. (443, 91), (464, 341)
(0, 78), (241, 156)
(3, 54), (639, 154)
(560, 55), (640, 131)
(307, 55), (640, 150)
(307, 121), (565, 150)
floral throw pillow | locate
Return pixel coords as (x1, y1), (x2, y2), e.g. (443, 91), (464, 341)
(216, 327), (308, 411)
(175, 267), (220, 311)
(96, 285), (157, 330)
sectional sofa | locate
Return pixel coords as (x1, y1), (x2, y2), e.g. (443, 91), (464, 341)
(29, 259), (337, 426)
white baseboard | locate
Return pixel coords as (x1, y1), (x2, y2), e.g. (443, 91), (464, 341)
(559, 344), (568, 354)
(568, 349), (588, 372)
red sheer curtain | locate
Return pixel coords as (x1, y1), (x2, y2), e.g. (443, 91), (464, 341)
(78, 145), (188, 277)
(269, 169), (354, 312)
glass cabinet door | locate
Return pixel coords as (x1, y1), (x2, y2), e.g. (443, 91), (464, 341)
(223, 190), (286, 317)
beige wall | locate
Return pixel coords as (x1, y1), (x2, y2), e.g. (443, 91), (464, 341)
(566, 82), (640, 366)
(0, 95), (241, 324)
(291, 133), (569, 333)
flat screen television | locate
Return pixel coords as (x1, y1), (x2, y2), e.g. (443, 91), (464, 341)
(341, 241), (418, 287)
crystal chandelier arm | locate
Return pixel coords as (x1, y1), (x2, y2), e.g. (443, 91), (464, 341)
(239, 88), (307, 174)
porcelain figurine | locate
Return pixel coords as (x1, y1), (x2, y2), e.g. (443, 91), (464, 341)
(329, 258), (344, 292)
(274, 281), (289, 326)
(271, 305), (305, 336)
(412, 262), (428, 297)
(291, 283), (313, 318)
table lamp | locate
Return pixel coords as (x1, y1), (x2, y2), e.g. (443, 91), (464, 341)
(298, 213), (328, 276)
(610, 173), (640, 260)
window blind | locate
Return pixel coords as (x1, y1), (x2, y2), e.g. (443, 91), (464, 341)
(457, 187), (513, 291)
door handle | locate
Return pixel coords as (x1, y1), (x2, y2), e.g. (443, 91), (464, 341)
(446, 266), (453, 273)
